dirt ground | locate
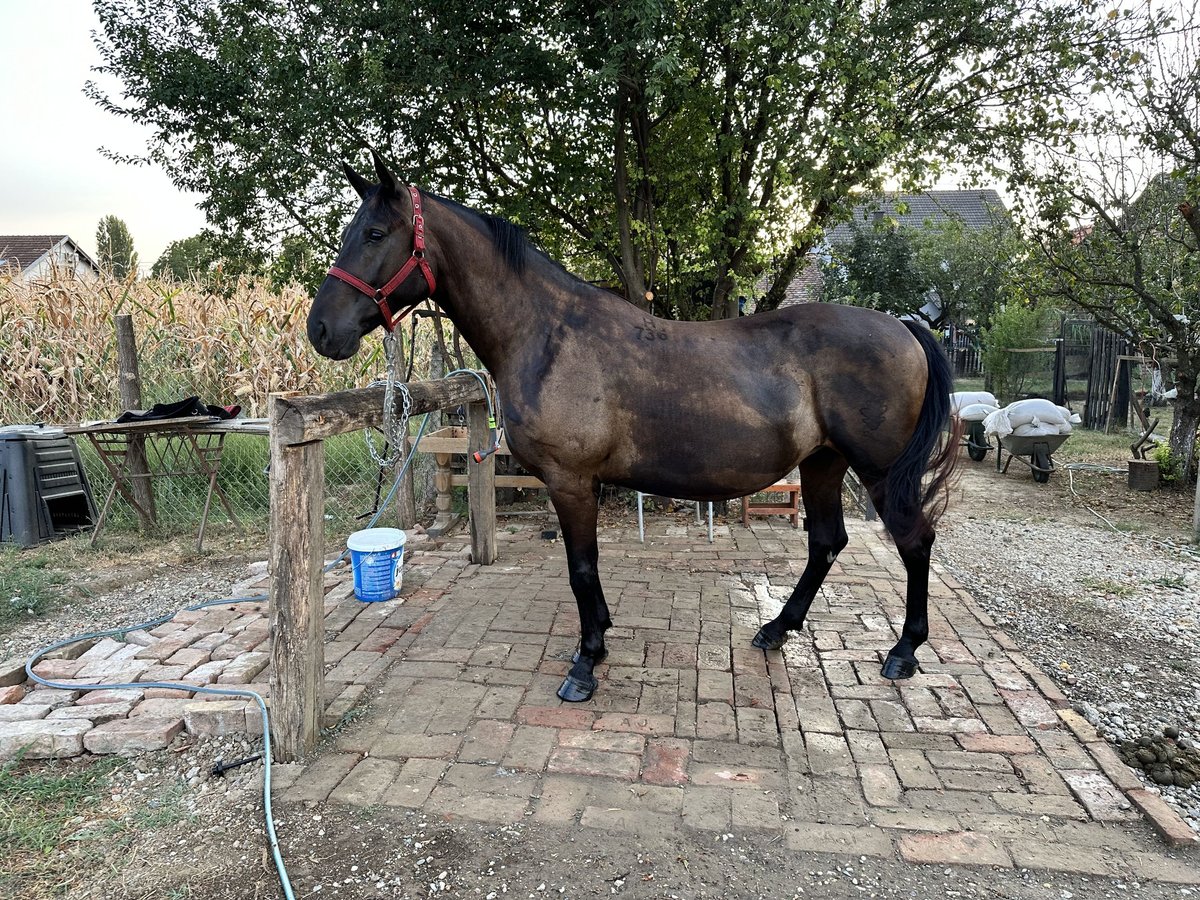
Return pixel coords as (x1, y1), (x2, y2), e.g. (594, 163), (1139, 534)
(5, 444), (1200, 900)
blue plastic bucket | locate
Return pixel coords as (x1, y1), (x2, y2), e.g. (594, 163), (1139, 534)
(347, 528), (407, 602)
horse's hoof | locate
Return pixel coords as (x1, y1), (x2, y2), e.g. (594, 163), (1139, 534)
(880, 653), (918, 680)
(557, 673), (597, 703)
(571, 647), (607, 665)
(751, 628), (787, 651)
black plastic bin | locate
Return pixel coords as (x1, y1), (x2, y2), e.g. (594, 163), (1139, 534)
(0, 426), (97, 547)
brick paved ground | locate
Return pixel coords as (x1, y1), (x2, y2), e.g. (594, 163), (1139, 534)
(4, 512), (1199, 882)
(276, 513), (1198, 882)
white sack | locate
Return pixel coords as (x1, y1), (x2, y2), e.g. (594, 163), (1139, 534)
(950, 391), (999, 414)
(956, 402), (998, 422)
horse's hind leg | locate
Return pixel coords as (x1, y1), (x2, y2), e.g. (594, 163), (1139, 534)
(866, 480), (935, 680)
(547, 478), (612, 702)
(752, 451), (849, 651)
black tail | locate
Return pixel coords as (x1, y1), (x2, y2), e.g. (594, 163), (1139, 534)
(883, 321), (959, 544)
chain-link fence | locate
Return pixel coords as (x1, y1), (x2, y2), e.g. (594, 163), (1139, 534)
(1, 270), (458, 548)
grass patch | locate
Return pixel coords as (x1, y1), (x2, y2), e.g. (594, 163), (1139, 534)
(0, 755), (124, 897)
(1081, 576), (1137, 597)
(0, 546), (69, 633)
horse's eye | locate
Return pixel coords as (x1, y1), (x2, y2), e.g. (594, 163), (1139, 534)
(366, 228), (386, 242)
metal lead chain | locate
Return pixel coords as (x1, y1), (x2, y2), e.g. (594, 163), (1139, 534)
(365, 331), (411, 469)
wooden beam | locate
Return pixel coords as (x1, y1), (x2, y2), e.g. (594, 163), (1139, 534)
(268, 393), (325, 762)
(273, 374), (486, 445)
(114, 314), (157, 530)
(467, 400), (497, 564)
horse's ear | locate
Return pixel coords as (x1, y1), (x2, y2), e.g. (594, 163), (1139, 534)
(343, 163), (372, 200)
(370, 149), (400, 198)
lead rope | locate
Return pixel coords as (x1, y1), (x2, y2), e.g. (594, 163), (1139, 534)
(365, 330), (412, 469)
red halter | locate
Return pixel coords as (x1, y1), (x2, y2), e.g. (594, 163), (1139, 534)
(326, 185), (437, 332)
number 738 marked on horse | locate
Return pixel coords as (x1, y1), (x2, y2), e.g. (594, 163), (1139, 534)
(307, 153), (959, 703)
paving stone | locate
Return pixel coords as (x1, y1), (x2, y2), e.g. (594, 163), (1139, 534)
(805, 732), (856, 777)
(183, 700), (251, 737)
(84, 716), (184, 755)
(0, 703), (50, 722)
(501, 725), (556, 772)
(516, 705), (594, 730)
(1127, 788), (1200, 846)
(459, 719), (516, 764)
(786, 822), (894, 858)
(0, 656), (30, 687)
(1007, 841), (1122, 876)
(0, 684), (25, 704)
(696, 701), (737, 740)
(47, 700), (135, 724)
(641, 737), (690, 785)
(547, 747), (640, 780)
(216, 652), (269, 684)
(593, 712), (674, 736)
(681, 786), (731, 831)
(860, 763), (902, 806)
(1126, 851), (1200, 884)
(381, 758), (448, 808)
(897, 831), (1012, 867)
(0, 719), (90, 759)
(329, 757), (404, 806)
(32, 658), (82, 680)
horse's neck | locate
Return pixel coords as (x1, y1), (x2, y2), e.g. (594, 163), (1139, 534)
(433, 209), (577, 382)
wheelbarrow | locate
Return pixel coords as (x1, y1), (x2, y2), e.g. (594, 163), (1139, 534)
(959, 418), (990, 462)
(995, 431), (1070, 483)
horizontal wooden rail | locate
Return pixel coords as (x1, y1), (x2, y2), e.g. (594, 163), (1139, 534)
(272, 373), (487, 445)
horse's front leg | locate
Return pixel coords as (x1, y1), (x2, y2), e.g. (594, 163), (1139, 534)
(547, 478), (611, 702)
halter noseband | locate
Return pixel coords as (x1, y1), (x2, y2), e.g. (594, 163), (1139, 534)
(327, 184), (436, 332)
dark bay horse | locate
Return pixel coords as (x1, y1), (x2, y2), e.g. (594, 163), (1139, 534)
(308, 155), (957, 703)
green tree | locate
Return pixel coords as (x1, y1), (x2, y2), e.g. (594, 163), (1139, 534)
(90, 0), (1140, 320)
(820, 224), (929, 320)
(979, 301), (1059, 403)
(1015, 3), (1199, 473)
(821, 217), (1024, 329)
(95, 215), (137, 279)
(269, 235), (325, 292)
(150, 234), (218, 281)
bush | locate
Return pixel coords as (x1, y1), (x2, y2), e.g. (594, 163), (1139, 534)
(980, 303), (1057, 402)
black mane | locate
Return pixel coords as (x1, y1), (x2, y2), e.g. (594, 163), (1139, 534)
(480, 214), (527, 277)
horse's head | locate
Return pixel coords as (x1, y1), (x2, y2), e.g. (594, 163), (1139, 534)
(307, 152), (437, 360)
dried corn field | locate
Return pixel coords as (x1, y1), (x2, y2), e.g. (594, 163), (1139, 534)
(0, 269), (449, 535)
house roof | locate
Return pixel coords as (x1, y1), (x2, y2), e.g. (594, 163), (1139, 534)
(824, 189), (1007, 247)
(0, 235), (99, 273)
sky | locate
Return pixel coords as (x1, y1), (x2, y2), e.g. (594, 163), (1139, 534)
(0, 0), (207, 269)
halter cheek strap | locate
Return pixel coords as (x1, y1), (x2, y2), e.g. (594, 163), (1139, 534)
(327, 185), (437, 332)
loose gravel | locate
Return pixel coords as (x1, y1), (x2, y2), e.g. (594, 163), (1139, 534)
(936, 465), (1200, 836)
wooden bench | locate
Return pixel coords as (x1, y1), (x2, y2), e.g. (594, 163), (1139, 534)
(741, 481), (801, 528)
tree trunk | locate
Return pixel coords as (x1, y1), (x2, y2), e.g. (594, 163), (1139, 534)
(1168, 360), (1199, 476)
(710, 269), (739, 320)
(614, 89), (649, 310)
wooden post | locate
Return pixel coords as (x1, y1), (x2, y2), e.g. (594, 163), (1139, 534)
(466, 400), (497, 564)
(114, 314), (157, 530)
(268, 393), (325, 762)
(429, 451), (459, 536)
(396, 431), (418, 528)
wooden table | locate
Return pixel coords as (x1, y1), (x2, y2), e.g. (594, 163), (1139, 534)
(64, 417), (266, 551)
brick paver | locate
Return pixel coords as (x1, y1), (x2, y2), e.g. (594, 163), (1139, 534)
(5, 513), (1198, 881)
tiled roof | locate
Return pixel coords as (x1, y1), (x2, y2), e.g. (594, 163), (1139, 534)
(0, 235), (98, 273)
(824, 189), (1007, 247)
